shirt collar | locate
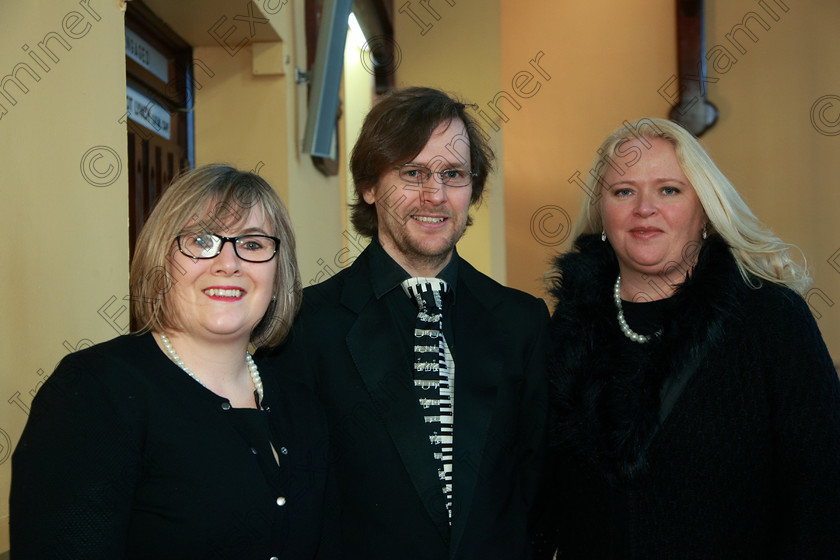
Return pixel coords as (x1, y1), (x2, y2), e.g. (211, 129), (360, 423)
(367, 236), (459, 301)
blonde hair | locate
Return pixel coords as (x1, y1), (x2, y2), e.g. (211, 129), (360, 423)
(130, 164), (301, 348)
(573, 118), (810, 294)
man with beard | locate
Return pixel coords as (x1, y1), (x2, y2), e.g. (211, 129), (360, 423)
(260, 87), (548, 559)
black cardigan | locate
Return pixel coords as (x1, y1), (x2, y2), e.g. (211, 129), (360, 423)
(537, 235), (840, 559)
(11, 332), (339, 560)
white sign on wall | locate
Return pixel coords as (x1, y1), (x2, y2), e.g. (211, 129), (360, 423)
(126, 85), (171, 140)
(125, 28), (169, 83)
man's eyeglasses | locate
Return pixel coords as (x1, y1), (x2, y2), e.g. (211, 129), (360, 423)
(395, 164), (477, 187)
(176, 233), (280, 263)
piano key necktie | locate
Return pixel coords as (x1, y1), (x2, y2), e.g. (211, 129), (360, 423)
(401, 277), (454, 523)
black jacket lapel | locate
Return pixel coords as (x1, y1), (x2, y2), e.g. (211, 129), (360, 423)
(342, 256), (451, 538)
(448, 264), (504, 556)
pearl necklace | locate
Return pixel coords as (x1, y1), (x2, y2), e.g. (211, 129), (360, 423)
(613, 275), (662, 344)
(159, 333), (264, 406)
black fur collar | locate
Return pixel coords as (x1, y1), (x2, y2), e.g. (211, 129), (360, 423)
(547, 234), (745, 479)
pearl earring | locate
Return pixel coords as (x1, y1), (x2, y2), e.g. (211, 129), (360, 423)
(702, 224), (708, 240)
(601, 230), (607, 242)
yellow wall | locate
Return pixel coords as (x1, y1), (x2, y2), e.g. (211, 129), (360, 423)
(0, 0), (128, 549)
(284, 2), (349, 288)
(193, 43), (290, 203)
(701, 0), (840, 358)
(393, 0), (505, 280)
(343, 33), (375, 239)
(501, 1), (677, 296)
(192, 2), (352, 288)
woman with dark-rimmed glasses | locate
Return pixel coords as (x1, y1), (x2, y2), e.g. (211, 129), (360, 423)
(11, 165), (338, 559)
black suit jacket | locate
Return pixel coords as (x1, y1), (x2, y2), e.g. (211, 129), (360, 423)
(261, 246), (549, 560)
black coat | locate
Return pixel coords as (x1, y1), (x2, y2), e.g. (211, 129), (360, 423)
(537, 235), (840, 559)
(11, 333), (339, 560)
(260, 245), (549, 560)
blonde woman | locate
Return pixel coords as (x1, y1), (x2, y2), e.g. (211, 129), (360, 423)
(536, 119), (840, 558)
